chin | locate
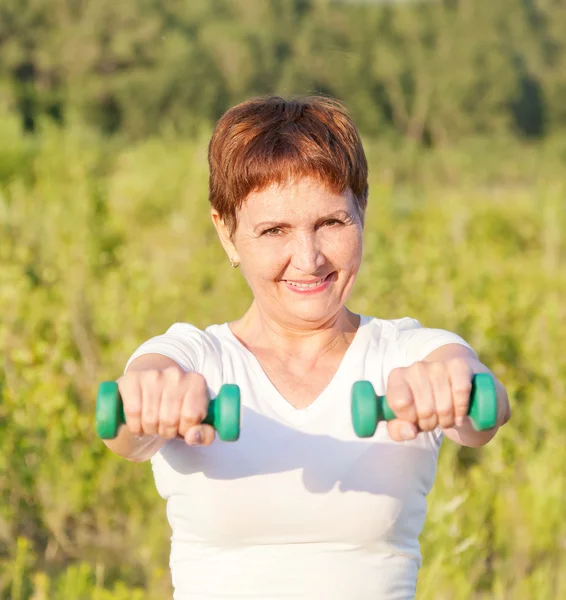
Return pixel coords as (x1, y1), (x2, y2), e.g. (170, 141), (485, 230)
(283, 303), (340, 325)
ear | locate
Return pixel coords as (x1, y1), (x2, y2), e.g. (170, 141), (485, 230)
(211, 209), (240, 264)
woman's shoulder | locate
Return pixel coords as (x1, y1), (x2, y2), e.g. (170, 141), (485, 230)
(161, 320), (230, 340)
(361, 314), (469, 336)
(360, 314), (471, 352)
(125, 321), (231, 374)
(359, 314), (423, 337)
(360, 314), (473, 364)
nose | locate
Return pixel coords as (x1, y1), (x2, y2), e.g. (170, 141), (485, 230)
(289, 230), (325, 274)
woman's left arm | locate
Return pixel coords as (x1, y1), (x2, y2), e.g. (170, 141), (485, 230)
(386, 343), (511, 448)
(424, 344), (511, 447)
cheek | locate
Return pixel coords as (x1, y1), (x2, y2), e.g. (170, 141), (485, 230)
(241, 242), (286, 281)
(325, 229), (362, 267)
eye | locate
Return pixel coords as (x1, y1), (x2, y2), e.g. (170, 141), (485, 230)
(322, 219), (344, 227)
(262, 227), (283, 236)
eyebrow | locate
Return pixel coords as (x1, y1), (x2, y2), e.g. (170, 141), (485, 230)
(253, 210), (352, 232)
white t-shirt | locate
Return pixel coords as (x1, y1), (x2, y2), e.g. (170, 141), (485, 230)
(125, 315), (473, 600)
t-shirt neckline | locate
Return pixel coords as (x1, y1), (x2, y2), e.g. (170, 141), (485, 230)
(219, 314), (372, 424)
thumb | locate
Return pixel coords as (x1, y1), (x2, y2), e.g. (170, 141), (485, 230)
(387, 419), (418, 442)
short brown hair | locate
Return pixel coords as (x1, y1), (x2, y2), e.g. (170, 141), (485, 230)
(208, 95), (369, 236)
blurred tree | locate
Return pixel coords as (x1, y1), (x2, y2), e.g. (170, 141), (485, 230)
(0, 0), (565, 142)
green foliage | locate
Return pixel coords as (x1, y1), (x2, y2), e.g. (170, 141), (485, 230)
(1, 122), (565, 598)
(1, 0), (566, 141)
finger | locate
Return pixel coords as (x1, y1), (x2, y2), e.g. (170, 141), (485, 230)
(387, 367), (417, 423)
(140, 371), (161, 435)
(158, 380), (182, 439)
(117, 375), (142, 436)
(184, 424), (216, 447)
(178, 373), (209, 437)
(448, 359), (474, 427)
(409, 363), (438, 432)
(386, 419), (418, 442)
(430, 364), (454, 429)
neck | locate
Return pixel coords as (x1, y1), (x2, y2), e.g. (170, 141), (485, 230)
(230, 303), (360, 360)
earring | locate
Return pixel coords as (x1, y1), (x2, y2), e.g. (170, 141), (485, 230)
(230, 258), (239, 268)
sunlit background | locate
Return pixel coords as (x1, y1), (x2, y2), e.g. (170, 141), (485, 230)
(1, 1), (565, 599)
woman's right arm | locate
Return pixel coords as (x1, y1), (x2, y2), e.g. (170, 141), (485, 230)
(102, 353), (214, 462)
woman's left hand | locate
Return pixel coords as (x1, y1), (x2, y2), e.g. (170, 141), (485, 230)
(384, 347), (510, 446)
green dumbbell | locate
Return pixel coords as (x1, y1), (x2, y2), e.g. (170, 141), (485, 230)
(351, 373), (497, 438)
(95, 381), (241, 442)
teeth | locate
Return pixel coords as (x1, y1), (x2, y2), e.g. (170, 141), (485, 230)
(286, 277), (326, 288)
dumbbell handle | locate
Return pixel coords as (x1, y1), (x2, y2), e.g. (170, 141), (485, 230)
(352, 373), (498, 438)
(95, 381), (241, 441)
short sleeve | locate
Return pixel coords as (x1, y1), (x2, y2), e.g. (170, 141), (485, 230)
(396, 320), (477, 366)
(124, 323), (205, 374)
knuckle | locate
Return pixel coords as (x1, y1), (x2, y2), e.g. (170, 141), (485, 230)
(122, 395), (141, 416)
(453, 378), (472, 394)
(418, 416), (438, 430)
(436, 405), (453, 416)
(143, 414), (159, 427)
(159, 427), (177, 440)
(427, 360), (444, 374)
(448, 358), (472, 377)
(417, 407), (435, 420)
(116, 373), (131, 387)
(393, 395), (412, 410)
(141, 369), (162, 387)
(117, 381), (139, 408)
(411, 364), (431, 385)
(186, 372), (208, 392)
(430, 364), (447, 383)
(389, 367), (407, 384)
(124, 406), (141, 420)
(160, 414), (179, 429)
(412, 361), (427, 375)
(163, 365), (183, 381)
(124, 407), (142, 422)
(449, 356), (469, 369)
(181, 403), (207, 424)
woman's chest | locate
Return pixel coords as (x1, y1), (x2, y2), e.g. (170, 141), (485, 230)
(257, 364), (337, 409)
(153, 427), (439, 548)
(249, 345), (351, 409)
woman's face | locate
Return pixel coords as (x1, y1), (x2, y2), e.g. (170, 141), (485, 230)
(213, 176), (363, 328)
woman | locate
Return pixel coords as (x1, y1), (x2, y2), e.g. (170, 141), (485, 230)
(104, 96), (511, 599)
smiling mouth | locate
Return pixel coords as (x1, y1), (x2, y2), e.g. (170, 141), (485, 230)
(283, 274), (332, 288)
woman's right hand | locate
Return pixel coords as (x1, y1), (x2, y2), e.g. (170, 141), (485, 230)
(116, 364), (216, 447)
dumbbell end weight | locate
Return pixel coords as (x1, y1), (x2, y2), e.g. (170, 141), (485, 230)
(350, 381), (397, 438)
(468, 373), (498, 431)
(351, 381), (376, 438)
(96, 381), (125, 439)
(205, 383), (241, 442)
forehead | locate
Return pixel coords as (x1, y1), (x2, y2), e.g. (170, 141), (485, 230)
(238, 177), (355, 223)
